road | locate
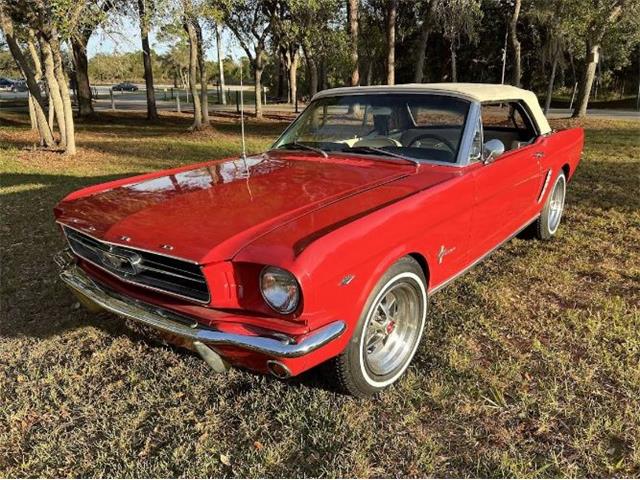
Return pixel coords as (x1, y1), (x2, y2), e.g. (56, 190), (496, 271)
(0, 85), (303, 115)
(1, 87), (638, 120)
(547, 108), (639, 120)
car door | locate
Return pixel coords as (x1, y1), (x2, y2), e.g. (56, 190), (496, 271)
(468, 102), (543, 259)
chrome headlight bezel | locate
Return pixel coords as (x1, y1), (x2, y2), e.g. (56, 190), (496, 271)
(259, 266), (300, 315)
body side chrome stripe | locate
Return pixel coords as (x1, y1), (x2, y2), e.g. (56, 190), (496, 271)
(537, 169), (553, 203)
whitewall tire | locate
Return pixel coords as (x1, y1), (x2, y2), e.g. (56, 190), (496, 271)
(328, 256), (428, 397)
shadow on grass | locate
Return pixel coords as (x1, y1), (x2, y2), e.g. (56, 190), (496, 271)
(0, 170), (348, 394)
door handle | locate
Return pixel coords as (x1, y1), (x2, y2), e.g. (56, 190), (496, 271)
(534, 151), (545, 159)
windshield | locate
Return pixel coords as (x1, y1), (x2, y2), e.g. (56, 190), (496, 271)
(273, 93), (471, 164)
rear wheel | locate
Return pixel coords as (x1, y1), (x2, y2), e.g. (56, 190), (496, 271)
(535, 172), (566, 240)
(329, 256), (427, 397)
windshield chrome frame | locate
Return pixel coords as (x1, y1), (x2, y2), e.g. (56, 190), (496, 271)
(271, 93), (482, 168)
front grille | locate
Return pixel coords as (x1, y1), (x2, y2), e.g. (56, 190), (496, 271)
(63, 226), (210, 303)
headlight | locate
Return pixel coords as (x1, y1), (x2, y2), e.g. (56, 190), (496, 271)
(260, 266), (300, 314)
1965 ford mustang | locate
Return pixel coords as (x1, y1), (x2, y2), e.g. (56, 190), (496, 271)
(54, 84), (583, 396)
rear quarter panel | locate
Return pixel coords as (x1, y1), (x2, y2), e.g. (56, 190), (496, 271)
(541, 127), (584, 182)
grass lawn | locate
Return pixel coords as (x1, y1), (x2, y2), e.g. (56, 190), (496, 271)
(1, 111), (639, 477)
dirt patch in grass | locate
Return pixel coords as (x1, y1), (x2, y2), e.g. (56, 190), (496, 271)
(1, 112), (639, 477)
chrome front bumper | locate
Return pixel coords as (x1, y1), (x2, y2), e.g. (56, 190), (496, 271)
(58, 261), (346, 359)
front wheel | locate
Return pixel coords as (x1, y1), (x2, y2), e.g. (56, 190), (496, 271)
(535, 171), (566, 240)
(328, 256), (428, 397)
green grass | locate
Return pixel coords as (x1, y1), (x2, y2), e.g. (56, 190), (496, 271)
(1, 111), (639, 477)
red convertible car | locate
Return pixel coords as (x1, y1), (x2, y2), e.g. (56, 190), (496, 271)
(55, 84), (583, 396)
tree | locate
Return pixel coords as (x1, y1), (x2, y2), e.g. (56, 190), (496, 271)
(385, 0), (397, 84)
(69, 0), (115, 117)
(271, 2), (301, 104)
(287, 0), (341, 97)
(1, 0), (78, 154)
(71, 29), (94, 116)
(0, 8), (54, 147)
(182, 0), (203, 130)
(570, 0), (639, 117)
(508, 0), (522, 87)
(194, 18), (209, 125)
(529, 0), (573, 113)
(347, 0), (359, 86)
(358, 2), (385, 85)
(224, 0), (274, 119)
(433, 0), (482, 82)
(413, 0), (435, 83)
(137, 0), (158, 120)
(215, 23), (226, 104)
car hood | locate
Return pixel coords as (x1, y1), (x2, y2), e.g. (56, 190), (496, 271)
(55, 151), (421, 263)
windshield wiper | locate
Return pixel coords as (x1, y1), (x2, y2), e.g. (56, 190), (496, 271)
(343, 146), (420, 165)
(276, 142), (328, 158)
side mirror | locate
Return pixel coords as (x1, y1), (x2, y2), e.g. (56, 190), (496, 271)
(483, 139), (505, 164)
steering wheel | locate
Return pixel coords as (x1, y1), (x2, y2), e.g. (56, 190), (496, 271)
(407, 133), (456, 154)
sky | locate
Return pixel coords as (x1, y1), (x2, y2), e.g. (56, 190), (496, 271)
(87, 19), (245, 61)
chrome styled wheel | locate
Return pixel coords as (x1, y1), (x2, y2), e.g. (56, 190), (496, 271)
(534, 171), (567, 241)
(329, 257), (428, 397)
(547, 174), (566, 234)
(363, 281), (422, 378)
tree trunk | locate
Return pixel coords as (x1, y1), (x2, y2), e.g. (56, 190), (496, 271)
(572, 0), (622, 118)
(544, 51), (559, 114)
(414, 22), (430, 83)
(277, 55), (284, 100)
(289, 49), (299, 106)
(319, 58), (327, 90)
(184, 19), (202, 130)
(304, 47), (318, 97)
(283, 46), (300, 105)
(71, 33), (94, 117)
(347, 0), (359, 86)
(137, 0), (158, 120)
(50, 34), (76, 155)
(41, 39), (66, 147)
(0, 7), (54, 147)
(413, 1), (433, 83)
(26, 32), (44, 142)
(195, 21), (209, 125)
(215, 23), (226, 105)
(450, 41), (457, 82)
(254, 58), (264, 119)
(509, 0), (522, 87)
(573, 43), (599, 118)
(386, 0), (397, 85)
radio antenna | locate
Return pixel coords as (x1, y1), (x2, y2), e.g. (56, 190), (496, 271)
(239, 60), (248, 172)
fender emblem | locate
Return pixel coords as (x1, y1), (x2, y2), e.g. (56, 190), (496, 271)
(437, 245), (456, 264)
(340, 274), (355, 286)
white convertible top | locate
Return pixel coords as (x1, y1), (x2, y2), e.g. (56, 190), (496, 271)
(313, 83), (551, 134)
